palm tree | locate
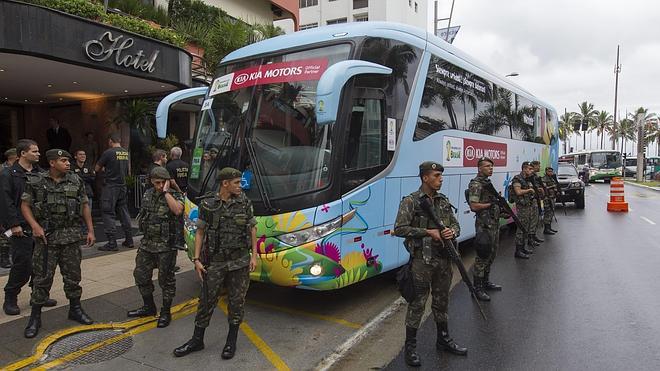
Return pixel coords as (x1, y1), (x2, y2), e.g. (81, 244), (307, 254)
(605, 119), (619, 150)
(630, 107), (655, 153)
(558, 111), (575, 154)
(574, 101), (598, 150)
(618, 117), (636, 155)
(591, 110), (613, 149)
(251, 23), (285, 43)
(645, 119), (660, 156)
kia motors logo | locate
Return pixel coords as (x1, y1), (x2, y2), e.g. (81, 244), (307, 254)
(465, 145), (475, 160)
(234, 73), (249, 85)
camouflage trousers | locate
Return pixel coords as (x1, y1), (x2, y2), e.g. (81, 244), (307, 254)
(133, 249), (177, 303)
(405, 256), (452, 329)
(31, 241), (82, 306)
(194, 263), (250, 328)
(514, 204), (537, 246)
(530, 202), (541, 235)
(543, 198), (556, 224)
(473, 222), (500, 279)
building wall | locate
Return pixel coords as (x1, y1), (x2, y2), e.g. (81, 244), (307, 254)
(295, 0), (428, 31)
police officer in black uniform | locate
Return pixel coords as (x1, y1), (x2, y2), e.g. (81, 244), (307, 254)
(166, 146), (189, 193)
(1, 139), (57, 315)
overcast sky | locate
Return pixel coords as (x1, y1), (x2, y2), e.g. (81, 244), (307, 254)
(430, 0), (659, 118)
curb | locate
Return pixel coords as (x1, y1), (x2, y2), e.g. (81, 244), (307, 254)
(623, 181), (660, 192)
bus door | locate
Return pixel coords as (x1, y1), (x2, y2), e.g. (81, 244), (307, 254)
(339, 87), (399, 272)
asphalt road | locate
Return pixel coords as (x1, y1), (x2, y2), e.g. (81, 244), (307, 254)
(386, 183), (660, 370)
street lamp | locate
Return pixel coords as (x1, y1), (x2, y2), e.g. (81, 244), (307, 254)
(505, 72), (519, 77)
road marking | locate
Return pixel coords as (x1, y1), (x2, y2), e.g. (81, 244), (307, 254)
(248, 299), (363, 329)
(640, 216), (656, 225)
(218, 297), (290, 371)
(5, 299), (199, 370)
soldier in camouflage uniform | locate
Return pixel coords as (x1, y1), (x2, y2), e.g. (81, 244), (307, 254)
(1, 148), (17, 269)
(394, 161), (467, 367)
(467, 157), (503, 302)
(21, 149), (95, 338)
(541, 167), (558, 235)
(510, 162), (537, 259)
(127, 167), (184, 328)
(529, 160), (545, 245)
(174, 167), (258, 360)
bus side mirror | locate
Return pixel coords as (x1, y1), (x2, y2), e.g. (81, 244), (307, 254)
(315, 60), (392, 126)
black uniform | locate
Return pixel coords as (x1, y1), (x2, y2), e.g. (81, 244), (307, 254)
(97, 147), (133, 248)
(1, 163), (41, 301)
(72, 162), (96, 201)
(166, 159), (189, 193)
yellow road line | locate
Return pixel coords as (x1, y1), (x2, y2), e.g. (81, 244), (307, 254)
(247, 299), (362, 329)
(4, 299), (199, 370)
(218, 297), (290, 371)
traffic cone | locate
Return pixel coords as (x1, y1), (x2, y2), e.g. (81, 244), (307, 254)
(607, 177), (628, 212)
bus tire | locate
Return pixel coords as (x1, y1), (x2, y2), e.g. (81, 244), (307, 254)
(575, 194), (585, 209)
(604, 178), (611, 183)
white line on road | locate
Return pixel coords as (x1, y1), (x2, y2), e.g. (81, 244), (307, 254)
(640, 216), (656, 225)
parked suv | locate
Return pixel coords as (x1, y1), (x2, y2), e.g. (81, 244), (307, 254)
(556, 163), (585, 209)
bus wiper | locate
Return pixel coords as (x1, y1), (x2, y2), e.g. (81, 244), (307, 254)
(244, 138), (278, 214)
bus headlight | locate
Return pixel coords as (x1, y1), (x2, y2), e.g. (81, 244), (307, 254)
(277, 215), (344, 246)
(310, 263), (323, 276)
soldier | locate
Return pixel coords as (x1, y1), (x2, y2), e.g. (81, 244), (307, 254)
(1, 148), (17, 269)
(394, 161), (467, 367)
(467, 157), (503, 302)
(127, 167), (184, 328)
(541, 167), (558, 235)
(173, 167), (258, 360)
(510, 162), (536, 259)
(529, 160), (545, 245)
(2, 140), (57, 315)
(21, 149), (95, 338)
(96, 133), (134, 251)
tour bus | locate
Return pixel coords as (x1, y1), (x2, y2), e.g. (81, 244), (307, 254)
(563, 150), (622, 182)
(156, 22), (559, 290)
(625, 156), (660, 179)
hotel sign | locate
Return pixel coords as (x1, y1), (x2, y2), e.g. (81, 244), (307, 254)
(83, 31), (160, 73)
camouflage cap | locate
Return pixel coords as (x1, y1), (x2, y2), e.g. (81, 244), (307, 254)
(209, 147), (219, 154)
(477, 157), (494, 166)
(4, 148), (16, 157)
(218, 167), (242, 181)
(419, 161), (444, 173)
(45, 149), (71, 161)
(150, 166), (171, 180)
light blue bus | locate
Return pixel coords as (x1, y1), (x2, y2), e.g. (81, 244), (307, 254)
(157, 22), (559, 290)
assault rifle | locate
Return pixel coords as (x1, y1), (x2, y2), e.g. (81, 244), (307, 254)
(482, 181), (528, 235)
(534, 174), (558, 223)
(419, 198), (487, 320)
(528, 176), (544, 217)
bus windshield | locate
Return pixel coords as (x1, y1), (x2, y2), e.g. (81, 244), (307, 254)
(591, 152), (621, 169)
(188, 43), (351, 201)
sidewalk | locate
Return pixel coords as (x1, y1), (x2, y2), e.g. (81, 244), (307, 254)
(624, 180), (660, 191)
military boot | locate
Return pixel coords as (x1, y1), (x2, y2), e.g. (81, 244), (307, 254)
(543, 224), (556, 235)
(221, 323), (240, 359)
(44, 298), (58, 307)
(157, 300), (172, 328)
(68, 298), (93, 325)
(127, 295), (157, 318)
(3, 295), (20, 315)
(473, 277), (491, 301)
(173, 326), (205, 357)
(404, 326), (421, 367)
(548, 223), (558, 233)
(515, 244), (530, 259)
(24, 306), (42, 338)
(0, 246), (11, 268)
(436, 322), (467, 356)
(483, 272), (502, 291)
(533, 234), (544, 243)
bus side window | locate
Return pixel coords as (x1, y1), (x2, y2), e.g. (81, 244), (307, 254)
(342, 92), (389, 193)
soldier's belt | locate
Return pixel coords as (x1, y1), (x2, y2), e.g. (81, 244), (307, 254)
(211, 248), (248, 262)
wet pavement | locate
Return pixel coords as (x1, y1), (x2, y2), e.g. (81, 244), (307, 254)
(386, 183), (660, 370)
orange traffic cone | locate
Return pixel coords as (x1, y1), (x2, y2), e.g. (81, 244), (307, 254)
(607, 177), (628, 212)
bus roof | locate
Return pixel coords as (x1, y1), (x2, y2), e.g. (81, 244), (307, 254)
(221, 22), (555, 113)
(565, 150), (621, 155)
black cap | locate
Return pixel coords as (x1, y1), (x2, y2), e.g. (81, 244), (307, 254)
(45, 149), (71, 161)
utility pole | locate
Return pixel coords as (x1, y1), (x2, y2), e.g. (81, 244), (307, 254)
(434, 0), (456, 40)
(613, 45), (623, 177)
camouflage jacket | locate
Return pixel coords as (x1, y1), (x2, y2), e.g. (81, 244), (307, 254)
(137, 188), (184, 253)
(22, 171), (88, 245)
(510, 173), (535, 207)
(196, 192), (256, 270)
(394, 188), (460, 263)
(468, 175), (500, 226)
(541, 175), (558, 198)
